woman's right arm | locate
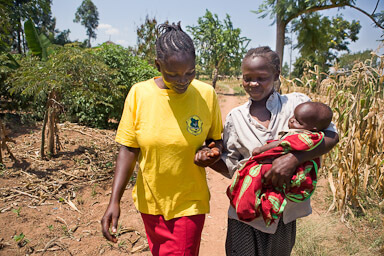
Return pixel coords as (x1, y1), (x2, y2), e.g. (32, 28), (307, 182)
(208, 159), (231, 178)
(209, 114), (243, 179)
(101, 145), (139, 243)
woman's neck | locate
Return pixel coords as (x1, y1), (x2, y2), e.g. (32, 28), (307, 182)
(155, 77), (167, 89)
(249, 93), (273, 128)
(251, 97), (268, 108)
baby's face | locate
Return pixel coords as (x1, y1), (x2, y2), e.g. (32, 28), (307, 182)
(288, 105), (317, 131)
(288, 115), (313, 130)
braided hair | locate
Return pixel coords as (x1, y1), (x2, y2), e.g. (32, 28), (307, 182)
(242, 46), (280, 76)
(156, 22), (195, 61)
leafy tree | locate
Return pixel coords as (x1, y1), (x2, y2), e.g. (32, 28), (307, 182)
(281, 62), (289, 77)
(0, 52), (20, 103)
(292, 13), (361, 74)
(7, 42), (159, 133)
(52, 29), (72, 46)
(338, 49), (378, 70)
(8, 19), (72, 158)
(21, 18), (57, 157)
(254, 0), (384, 67)
(291, 55), (316, 80)
(89, 43), (159, 123)
(4, 0), (54, 54)
(136, 16), (163, 66)
(7, 45), (118, 155)
(74, 0), (99, 47)
(0, 0), (20, 97)
(0, 0), (13, 52)
(188, 10), (250, 88)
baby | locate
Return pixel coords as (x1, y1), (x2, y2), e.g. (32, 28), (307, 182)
(227, 102), (333, 226)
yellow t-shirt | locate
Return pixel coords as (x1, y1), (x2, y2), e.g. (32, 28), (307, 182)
(115, 77), (223, 220)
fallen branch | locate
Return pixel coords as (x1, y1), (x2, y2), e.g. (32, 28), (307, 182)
(65, 198), (82, 214)
(10, 189), (39, 199)
(58, 170), (82, 179)
(40, 237), (58, 254)
(0, 120), (17, 163)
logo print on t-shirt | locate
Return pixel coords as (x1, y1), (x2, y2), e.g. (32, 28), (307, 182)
(186, 115), (203, 136)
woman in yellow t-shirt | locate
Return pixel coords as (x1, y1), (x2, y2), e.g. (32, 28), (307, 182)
(101, 22), (224, 256)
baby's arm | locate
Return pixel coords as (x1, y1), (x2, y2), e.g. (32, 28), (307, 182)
(252, 140), (281, 156)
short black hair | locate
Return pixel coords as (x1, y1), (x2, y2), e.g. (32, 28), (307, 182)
(156, 22), (195, 61)
(297, 102), (333, 131)
(242, 46), (280, 76)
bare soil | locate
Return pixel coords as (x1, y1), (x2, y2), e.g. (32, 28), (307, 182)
(0, 87), (383, 256)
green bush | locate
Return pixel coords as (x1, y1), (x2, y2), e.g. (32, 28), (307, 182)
(6, 44), (159, 128)
(0, 53), (24, 110)
(92, 43), (159, 121)
(4, 54), (47, 119)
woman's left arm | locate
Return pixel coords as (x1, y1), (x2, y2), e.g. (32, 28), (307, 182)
(264, 130), (339, 188)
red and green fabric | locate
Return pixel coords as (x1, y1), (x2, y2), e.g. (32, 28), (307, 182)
(226, 131), (324, 226)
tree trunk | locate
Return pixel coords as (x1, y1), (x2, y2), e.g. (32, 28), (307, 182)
(0, 132), (2, 164)
(212, 67), (219, 89)
(0, 120), (16, 163)
(41, 88), (62, 158)
(40, 108), (48, 159)
(275, 11), (286, 93)
(22, 26), (26, 54)
(17, 19), (22, 54)
(275, 12), (286, 68)
(47, 106), (55, 156)
(44, 90), (59, 157)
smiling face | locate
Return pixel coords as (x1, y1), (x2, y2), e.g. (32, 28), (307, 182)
(155, 52), (196, 94)
(241, 56), (279, 102)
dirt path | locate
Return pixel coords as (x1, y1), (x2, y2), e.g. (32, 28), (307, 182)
(199, 91), (247, 256)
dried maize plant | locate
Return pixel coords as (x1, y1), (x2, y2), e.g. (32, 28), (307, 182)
(319, 54), (384, 221)
(280, 61), (324, 95)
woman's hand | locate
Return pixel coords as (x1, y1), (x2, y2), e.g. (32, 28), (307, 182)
(194, 141), (221, 167)
(263, 153), (299, 189)
(252, 147), (263, 156)
(100, 146), (139, 243)
(101, 202), (121, 243)
(264, 130), (339, 189)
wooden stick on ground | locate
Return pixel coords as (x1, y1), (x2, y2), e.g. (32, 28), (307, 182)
(0, 120), (17, 163)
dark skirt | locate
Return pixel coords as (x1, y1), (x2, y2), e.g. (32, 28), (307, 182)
(225, 218), (296, 256)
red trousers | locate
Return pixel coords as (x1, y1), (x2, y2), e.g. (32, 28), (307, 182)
(141, 213), (205, 256)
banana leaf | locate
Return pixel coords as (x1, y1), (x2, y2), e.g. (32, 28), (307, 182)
(24, 18), (52, 61)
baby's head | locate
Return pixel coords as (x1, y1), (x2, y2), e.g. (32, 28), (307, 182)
(288, 102), (333, 131)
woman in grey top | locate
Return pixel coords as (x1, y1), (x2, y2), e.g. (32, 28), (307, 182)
(205, 46), (339, 256)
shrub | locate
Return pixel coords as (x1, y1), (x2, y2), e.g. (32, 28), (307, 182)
(6, 44), (159, 129)
(92, 43), (159, 121)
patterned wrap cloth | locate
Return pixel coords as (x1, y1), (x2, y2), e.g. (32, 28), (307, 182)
(226, 131), (324, 226)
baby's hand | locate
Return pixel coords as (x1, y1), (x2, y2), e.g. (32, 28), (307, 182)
(194, 141), (221, 167)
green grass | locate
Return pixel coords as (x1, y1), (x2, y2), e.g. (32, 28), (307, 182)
(292, 218), (328, 256)
(232, 85), (245, 95)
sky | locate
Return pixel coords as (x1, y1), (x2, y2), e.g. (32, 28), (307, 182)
(51, 0), (384, 65)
